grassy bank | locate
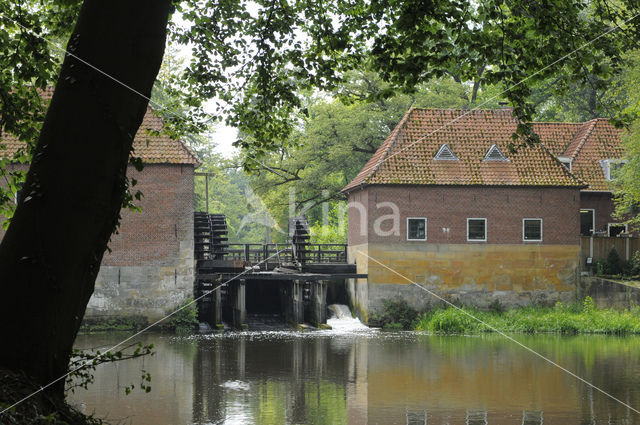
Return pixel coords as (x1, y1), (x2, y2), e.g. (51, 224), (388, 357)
(414, 298), (640, 335)
(79, 298), (199, 333)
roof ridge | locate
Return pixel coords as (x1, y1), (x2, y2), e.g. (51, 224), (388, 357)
(567, 120), (597, 159)
(410, 107), (513, 113)
(531, 121), (584, 125)
(146, 107), (201, 166)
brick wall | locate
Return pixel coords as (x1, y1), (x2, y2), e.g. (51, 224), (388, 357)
(0, 163), (196, 321)
(348, 185), (580, 245)
(347, 188), (368, 246)
(345, 185), (581, 318)
(103, 163), (194, 266)
(1, 164), (194, 263)
(580, 192), (618, 234)
(88, 163), (195, 320)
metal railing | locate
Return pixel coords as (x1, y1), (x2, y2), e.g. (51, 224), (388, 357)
(223, 243), (347, 264)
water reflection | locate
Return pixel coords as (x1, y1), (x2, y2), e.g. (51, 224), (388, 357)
(71, 332), (640, 424)
(192, 334), (352, 424)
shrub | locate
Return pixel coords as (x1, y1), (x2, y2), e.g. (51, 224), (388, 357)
(167, 298), (198, 332)
(379, 298), (418, 330)
(630, 251), (640, 276)
(606, 247), (623, 275)
(594, 259), (607, 276)
(488, 298), (505, 314)
(426, 308), (477, 334)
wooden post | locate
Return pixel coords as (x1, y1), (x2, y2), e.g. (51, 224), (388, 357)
(231, 279), (246, 329)
(263, 244), (269, 268)
(311, 280), (328, 326)
(205, 175), (209, 213)
(285, 280), (304, 326)
(627, 237), (630, 261)
(211, 278), (222, 327)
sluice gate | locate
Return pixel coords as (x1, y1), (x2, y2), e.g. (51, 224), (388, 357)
(194, 213), (366, 330)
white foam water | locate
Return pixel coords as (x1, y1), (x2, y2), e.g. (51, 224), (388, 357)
(220, 380), (250, 391)
(326, 304), (370, 332)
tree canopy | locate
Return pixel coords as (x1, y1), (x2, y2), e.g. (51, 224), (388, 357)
(245, 71), (505, 240)
(171, 0), (639, 159)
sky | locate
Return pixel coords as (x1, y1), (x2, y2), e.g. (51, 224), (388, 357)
(211, 125), (239, 158)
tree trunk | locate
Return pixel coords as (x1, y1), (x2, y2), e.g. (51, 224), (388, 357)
(0, 0), (171, 400)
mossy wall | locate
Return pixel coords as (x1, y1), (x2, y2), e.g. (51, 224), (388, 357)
(348, 243), (580, 320)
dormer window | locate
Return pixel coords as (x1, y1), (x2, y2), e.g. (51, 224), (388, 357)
(558, 156), (572, 172)
(483, 144), (509, 162)
(434, 144), (459, 161)
(600, 159), (627, 181)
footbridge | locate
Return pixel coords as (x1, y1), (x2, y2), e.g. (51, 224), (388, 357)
(193, 212), (366, 330)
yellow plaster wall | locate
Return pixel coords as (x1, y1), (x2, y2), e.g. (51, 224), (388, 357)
(347, 244), (370, 320)
(364, 243), (579, 292)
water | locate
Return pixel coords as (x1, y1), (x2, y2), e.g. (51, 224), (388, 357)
(70, 321), (640, 424)
(327, 304), (370, 332)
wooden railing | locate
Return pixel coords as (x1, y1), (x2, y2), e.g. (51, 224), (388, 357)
(580, 236), (640, 264)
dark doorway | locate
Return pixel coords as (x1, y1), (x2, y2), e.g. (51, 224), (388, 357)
(246, 280), (282, 314)
(245, 279), (287, 330)
(580, 209), (594, 236)
(326, 279), (348, 305)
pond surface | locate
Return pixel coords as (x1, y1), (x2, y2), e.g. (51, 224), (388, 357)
(70, 327), (640, 424)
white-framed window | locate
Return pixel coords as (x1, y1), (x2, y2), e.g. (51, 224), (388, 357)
(558, 156), (572, 172)
(523, 218), (543, 242)
(600, 159), (627, 181)
(580, 209), (595, 236)
(467, 218), (487, 242)
(407, 217), (427, 240)
(608, 223), (628, 237)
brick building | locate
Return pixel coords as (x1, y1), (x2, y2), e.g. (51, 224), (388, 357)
(532, 119), (626, 236)
(342, 108), (625, 320)
(0, 102), (199, 321)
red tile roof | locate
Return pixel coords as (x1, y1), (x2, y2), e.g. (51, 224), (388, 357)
(0, 89), (200, 166)
(131, 107), (200, 165)
(530, 122), (582, 157)
(564, 119), (624, 191)
(343, 108), (586, 192)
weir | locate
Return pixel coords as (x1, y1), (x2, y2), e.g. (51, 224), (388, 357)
(193, 212), (366, 329)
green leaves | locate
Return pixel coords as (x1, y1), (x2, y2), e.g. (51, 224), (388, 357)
(66, 342), (155, 395)
(169, 0), (639, 158)
(0, 1), (80, 221)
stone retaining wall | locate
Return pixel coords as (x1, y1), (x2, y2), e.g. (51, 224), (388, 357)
(578, 276), (640, 309)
